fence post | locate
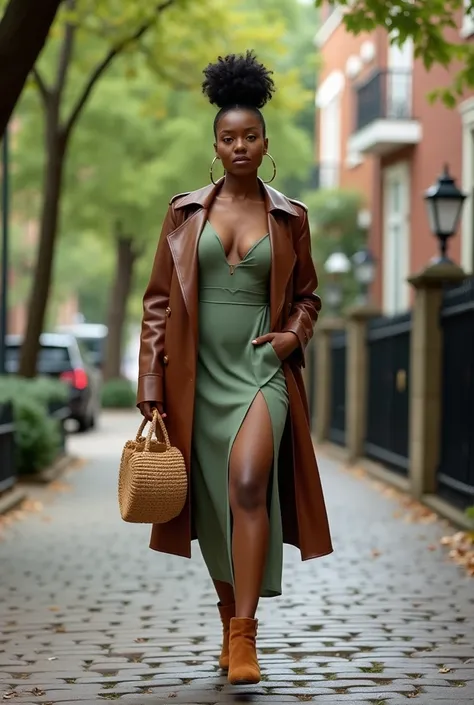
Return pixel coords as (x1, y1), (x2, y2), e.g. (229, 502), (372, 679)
(345, 305), (381, 464)
(314, 318), (344, 443)
(408, 262), (467, 498)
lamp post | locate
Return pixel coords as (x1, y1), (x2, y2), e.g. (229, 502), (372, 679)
(352, 246), (376, 305)
(424, 164), (467, 264)
(0, 126), (9, 376)
(324, 250), (351, 316)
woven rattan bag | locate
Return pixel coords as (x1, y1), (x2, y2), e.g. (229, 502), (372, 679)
(118, 410), (187, 524)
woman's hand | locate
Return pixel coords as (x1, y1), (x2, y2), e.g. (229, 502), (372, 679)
(138, 401), (166, 422)
(252, 331), (299, 361)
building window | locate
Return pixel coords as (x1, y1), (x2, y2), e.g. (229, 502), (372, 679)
(316, 70), (344, 189)
(319, 96), (341, 187)
(383, 163), (410, 315)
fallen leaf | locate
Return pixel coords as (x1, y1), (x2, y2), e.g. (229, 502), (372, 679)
(2, 692), (18, 700)
(439, 666), (451, 673)
(50, 481), (71, 493)
(31, 688), (45, 696)
(427, 545), (437, 551)
(371, 549), (381, 558)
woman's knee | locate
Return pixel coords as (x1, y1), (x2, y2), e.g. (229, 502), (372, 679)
(230, 475), (266, 513)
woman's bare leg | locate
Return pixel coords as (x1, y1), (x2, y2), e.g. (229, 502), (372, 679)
(229, 391), (273, 619)
(213, 579), (235, 606)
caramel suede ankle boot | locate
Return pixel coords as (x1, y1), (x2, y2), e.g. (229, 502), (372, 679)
(228, 617), (260, 685)
(217, 602), (235, 670)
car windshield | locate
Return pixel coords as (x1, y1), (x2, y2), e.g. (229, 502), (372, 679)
(77, 337), (105, 366)
(6, 344), (72, 374)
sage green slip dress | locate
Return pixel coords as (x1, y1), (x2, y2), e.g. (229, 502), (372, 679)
(191, 220), (289, 598)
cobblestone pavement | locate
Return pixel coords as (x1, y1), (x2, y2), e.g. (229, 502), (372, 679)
(1, 411), (473, 705)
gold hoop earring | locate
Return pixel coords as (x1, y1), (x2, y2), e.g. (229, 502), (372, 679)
(262, 153), (277, 184)
(210, 156), (225, 185)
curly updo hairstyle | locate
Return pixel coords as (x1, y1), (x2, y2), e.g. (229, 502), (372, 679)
(202, 50), (275, 137)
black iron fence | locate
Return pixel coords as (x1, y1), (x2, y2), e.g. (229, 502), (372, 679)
(355, 69), (413, 132)
(438, 278), (474, 509)
(329, 330), (346, 446)
(0, 401), (16, 492)
(365, 311), (411, 474)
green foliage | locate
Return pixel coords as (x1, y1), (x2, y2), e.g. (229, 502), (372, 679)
(466, 506), (474, 525)
(315, 0), (474, 105)
(101, 378), (136, 408)
(303, 187), (367, 312)
(11, 0), (318, 329)
(0, 376), (66, 473)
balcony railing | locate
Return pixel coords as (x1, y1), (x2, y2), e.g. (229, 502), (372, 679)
(355, 69), (413, 132)
(311, 162), (340, 190)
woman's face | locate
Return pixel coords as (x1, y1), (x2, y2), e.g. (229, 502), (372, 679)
(214, 108), (268, 178)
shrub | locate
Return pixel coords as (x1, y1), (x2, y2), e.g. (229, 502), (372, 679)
(13, 399), (61, 474)
(0, 375), (67, 474)
(102, 378), (136, 408)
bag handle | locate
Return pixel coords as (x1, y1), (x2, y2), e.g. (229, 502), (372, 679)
(136, 415), (148, 441)
(144, 408), (171, 451)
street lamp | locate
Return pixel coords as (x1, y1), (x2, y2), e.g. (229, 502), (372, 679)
(424, 164), (467, 263)
(352, 247), (376, 304)
(324, 250), (351, 316)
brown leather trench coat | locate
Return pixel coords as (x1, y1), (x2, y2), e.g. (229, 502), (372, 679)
(137, 178), (333, 562)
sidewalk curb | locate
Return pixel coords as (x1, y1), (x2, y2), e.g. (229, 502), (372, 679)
(18, 454), (78, 485)
(318, 441), (472, 531)
(0, 487), (27, 515)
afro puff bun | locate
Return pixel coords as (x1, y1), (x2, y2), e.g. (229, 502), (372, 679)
(202, 50), (275, 110)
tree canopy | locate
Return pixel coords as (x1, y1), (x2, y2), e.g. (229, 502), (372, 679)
(317, 0), (474, 104)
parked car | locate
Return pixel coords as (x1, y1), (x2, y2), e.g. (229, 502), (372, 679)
(55, 323), (108, 369)
(5, 333), (102, 432)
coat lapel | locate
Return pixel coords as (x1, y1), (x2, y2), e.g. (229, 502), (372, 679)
(268, 211), (297, 330)
(167, 208), (206, 348)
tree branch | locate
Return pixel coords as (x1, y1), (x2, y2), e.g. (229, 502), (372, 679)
(55, 0), (76, 96)
(31, 67), (51, 106)
(63, 0), (175, 138)
(0, 0), (63, 137)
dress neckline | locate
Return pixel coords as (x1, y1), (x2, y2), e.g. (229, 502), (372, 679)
(207, 220), (269, 270)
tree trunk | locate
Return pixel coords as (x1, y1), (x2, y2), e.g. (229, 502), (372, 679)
(18, 107), (66, 378)
(0, 0), (62, 137)
(103, 229), (139, 382)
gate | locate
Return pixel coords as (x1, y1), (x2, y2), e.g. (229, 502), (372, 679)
(329, 329), (346, 446)
(438, 278), (474, 509)
(365, 311), (411, 473)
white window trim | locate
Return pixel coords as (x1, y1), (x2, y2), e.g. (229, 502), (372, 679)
(383, 162), (410, 315)
(461, 0), (474, 38)
(459, 97), (474, 273)
(314, 6), (344, 48)
(316, 70), (345, 109)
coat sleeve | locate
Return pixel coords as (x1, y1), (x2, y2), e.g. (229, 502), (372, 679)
(136, 205), (177, 406)
(282, 207), (321, 368)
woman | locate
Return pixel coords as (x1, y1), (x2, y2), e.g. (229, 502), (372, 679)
(137, 51), (332, 686)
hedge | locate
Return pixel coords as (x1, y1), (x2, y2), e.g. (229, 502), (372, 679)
(0, 376), (68, 475)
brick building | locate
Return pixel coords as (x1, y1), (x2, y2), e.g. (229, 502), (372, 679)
(314, 3), (474, 313)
